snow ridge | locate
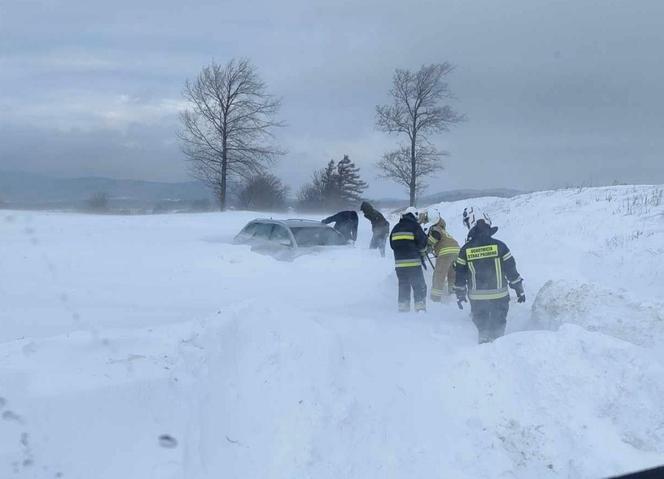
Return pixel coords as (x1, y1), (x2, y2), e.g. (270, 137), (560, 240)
(1, 184), (663, 478)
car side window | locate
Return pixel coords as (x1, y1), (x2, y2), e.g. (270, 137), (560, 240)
(270, 225), (291, 244)
(239, 222), (258, 237)
(252, 222), (274, 239)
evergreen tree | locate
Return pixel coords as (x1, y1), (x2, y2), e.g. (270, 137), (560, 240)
(297, 156), (369, 211)
(320, 160), (341, 206)
(336, 155), (367, 205)
(297, 161), (339, 211)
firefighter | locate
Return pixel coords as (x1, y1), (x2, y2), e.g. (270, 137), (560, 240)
(454, 207), (525, 343)
(390, 207), (428, 312)
(360, 201), (390, 257)
(321, 210), (358, 243)
(425, 208), (460, 302)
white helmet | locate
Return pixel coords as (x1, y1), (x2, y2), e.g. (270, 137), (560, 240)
(462, 206), (491, 230)
(427, 208), (441, 225)
(402, 206), (418, 218)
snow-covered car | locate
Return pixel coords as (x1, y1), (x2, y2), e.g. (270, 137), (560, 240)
(233, 218), (349, 259)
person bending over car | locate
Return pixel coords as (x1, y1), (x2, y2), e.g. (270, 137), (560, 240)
(321, 210), (358, 243)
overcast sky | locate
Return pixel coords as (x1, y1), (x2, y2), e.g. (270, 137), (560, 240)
(1, 0), (663, 197)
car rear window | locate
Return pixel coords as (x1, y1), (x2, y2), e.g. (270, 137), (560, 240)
(290, 226), (346, 246)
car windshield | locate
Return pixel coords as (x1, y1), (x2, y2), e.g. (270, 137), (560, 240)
(290, 226), (346, 246)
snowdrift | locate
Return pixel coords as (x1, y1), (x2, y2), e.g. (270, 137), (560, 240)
(185, 314), (664, 479)
(1, 184), (663, 478)
(532, 280), (664, 347)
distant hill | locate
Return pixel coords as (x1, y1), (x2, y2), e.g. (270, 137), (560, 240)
(419, 188), (524, 204)
(0, 170), (214, 211)
(372, 188), (524, 209)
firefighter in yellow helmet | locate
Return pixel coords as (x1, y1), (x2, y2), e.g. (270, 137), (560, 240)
(424, 208), (460, 302)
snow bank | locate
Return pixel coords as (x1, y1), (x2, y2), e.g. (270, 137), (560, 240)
(531, 280), (664, 347)
(1, 184), (664, 478)
(430, 184), (664, 335)
(182, 314), (664, 479)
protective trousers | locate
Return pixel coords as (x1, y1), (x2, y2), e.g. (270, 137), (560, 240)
(396, 267), (427, 312)
(370, 225), (389, 257)
(470, 297), (509, 343)
(430, 253), (457, 302)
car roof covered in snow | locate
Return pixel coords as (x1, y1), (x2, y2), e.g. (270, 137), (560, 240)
(252, 218), (328, 228)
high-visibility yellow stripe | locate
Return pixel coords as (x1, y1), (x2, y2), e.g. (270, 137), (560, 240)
(427, 236), (437, 244)
(438, 247), (460, 255)
(392, 233), (415, 240)
(468, 262), (477, 290)
(469, 290), (509, 300)
(502, 252), (513, 261)
(395, 258), (421, 268)
(495, 258), (503, 289)
(455, 257), (467, 266)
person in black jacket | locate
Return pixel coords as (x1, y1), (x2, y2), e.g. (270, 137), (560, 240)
(389, 207), (428, 312)
(360, 201), (390, 257)
(321, 210), (358, 243)
(454, 207), (526, 343)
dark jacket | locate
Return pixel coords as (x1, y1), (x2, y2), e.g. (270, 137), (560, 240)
(454, 222), (523, 301)
(360, 202), (389, 231)
(321, 211), (358, 242)
(389, 213), (428, 268)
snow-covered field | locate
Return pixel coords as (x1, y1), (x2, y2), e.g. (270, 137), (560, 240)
(1, 185), (663, 478)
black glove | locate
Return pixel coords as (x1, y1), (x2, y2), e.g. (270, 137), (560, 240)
(511, 279), (526, 303)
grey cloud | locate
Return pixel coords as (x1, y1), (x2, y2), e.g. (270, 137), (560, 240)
(1, 0), (663, 198)
(0, 123), (182, 181)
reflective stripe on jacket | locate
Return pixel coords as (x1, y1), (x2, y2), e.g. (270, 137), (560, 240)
(390, 213), (428, 268)
(427, 221), (460, 257)
(454, 228), (522, 301)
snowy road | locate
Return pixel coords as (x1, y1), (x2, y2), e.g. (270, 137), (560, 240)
(1, 185), (663, 478)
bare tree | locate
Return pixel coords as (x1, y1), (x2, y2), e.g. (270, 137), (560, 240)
(375, 63), (464, 206)
(376, 145), (445, 199)
(178, 58), (284, 210)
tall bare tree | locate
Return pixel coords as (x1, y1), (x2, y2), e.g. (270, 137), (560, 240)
(178, 58), (283, 210)
(375, 63), (464, 206)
